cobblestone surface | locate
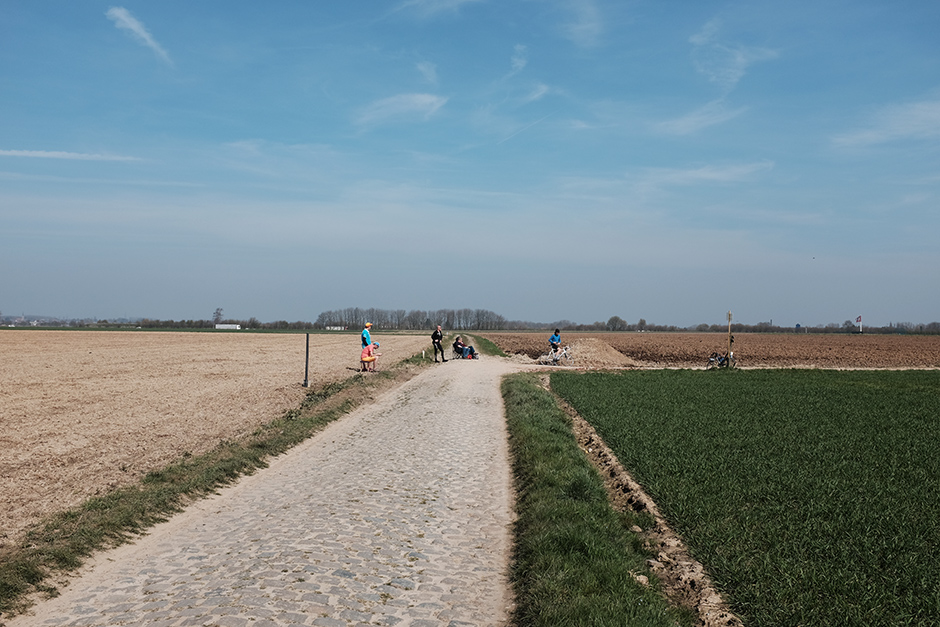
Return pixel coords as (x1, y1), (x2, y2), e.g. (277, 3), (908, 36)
(9, 359), (518, 627)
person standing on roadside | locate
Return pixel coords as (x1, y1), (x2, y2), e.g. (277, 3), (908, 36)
(361, 322), (373, 348)
(431, 325), (447, 363)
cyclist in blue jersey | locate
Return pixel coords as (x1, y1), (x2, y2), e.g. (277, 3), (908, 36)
(549, 329), (561, 352)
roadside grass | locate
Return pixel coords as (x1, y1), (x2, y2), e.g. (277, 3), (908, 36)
(467, 334), (507, 357)
(0, 358), (429, 618)
(550, 369), (940, 627)
(501, 373), (690, 627)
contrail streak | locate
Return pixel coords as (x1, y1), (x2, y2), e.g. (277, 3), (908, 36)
(497, 109), (560, 145)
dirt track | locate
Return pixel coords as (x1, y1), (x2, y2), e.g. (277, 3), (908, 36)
(0, 330), (432, 549)
(5, 356), (517, 627)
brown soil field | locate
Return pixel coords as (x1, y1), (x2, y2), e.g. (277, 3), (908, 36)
(0, 330), (433, 549)
(481, 331), (940, 369)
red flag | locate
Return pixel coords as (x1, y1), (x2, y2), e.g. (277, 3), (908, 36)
(856, 316), (862, 323)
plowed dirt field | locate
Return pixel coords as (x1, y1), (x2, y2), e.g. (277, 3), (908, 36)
(481, 331), (940, 369)
(0, 330), (432, 549)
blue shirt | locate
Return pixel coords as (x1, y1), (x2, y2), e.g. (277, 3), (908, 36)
(362, 327), (372, 348)
(549, 333), (560, 345)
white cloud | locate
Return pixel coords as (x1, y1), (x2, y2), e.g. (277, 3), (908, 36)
(397, 0), (483, 18)
(416, 61), (438, 84)
(655, 100), (748, 135)
(561, 0), (603, 47)
(689, 18), (721, 47)
(106, 7), (172, 66)
(0, 149), (141, 161)
(502, 47), (551, 106)
(511, 44), (528, 74)
(355, 94), (448, 126)
(833, 99), (940, 147)
(689, 18), (777, 93)
(522, 83), (550, 105)
(638, 161), (774, 189)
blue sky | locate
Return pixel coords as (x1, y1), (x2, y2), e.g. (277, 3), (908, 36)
(2, 1), (938, 327)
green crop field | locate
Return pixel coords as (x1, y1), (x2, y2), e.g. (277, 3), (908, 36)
(551, 369), (940, 627)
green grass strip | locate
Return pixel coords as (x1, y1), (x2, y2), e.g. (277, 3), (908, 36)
(501, 373), (689, 627)
(466, 334), (507, 357)
(551, 369), (940, 627)
(0, 367), (416, 617)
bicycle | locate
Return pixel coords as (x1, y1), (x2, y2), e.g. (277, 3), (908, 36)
(539, 345), (572, 365)
(706, 351), (736, 370)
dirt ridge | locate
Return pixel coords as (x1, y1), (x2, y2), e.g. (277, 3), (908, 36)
(545, 379), (742, 627)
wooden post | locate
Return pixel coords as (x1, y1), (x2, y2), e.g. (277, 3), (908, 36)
(727, 311), (733, 358)
(303, 333), (310, 388)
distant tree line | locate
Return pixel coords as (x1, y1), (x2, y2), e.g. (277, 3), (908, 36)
(696, 320), (940, 335)
(314, 307), (507, 331)
(4, 310), (939, 334)
(135, 318), (315, 330)
(547, 316), (940, 335)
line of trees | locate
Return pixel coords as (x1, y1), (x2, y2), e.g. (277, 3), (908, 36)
(5, 309), (939, 334)
(137, 312), (938, 335)
(135, 317), (315, 330)
(695, 320), (940, 335)
(314, 307), (507, 331)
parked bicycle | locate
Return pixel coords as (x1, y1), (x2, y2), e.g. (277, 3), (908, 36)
(539, 345), (572, 365)
(706, 351), (736, 370)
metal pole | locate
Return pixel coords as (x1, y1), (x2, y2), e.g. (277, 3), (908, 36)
(303, 333), (310, 387)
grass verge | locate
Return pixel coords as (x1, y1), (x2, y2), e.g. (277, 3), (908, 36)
(0, 357), (430, 618)
(466, 334), (507, 357)
(551, 369), (940, 627)
(501, 373), (689, 627)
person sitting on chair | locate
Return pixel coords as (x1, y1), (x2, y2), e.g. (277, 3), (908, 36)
(453, 336), (477, 359)
(360, 342), (381, 372)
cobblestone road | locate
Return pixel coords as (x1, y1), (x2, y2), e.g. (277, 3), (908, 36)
(9, 358), (519, 627)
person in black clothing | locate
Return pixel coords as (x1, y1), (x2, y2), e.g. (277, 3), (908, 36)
(431, 325), (447, 362)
